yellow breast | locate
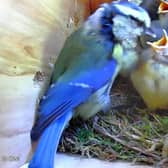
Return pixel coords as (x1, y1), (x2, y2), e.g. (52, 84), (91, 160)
(131, 29), (168, 110)
(131, 61), (168, 109)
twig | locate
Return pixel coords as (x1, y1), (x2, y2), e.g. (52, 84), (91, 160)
(124, 131), (152, 144)
(156, 158), (168, 168)
(94, 123), (161, 161)
(130, 126), (143, 136)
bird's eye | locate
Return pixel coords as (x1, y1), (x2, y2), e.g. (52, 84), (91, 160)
(130, 16), (144, 27)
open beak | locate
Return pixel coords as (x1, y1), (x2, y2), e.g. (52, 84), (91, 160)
(158, 0), (168, 13)
(147, 29), (168, 64)
(147, 29), (168, 51)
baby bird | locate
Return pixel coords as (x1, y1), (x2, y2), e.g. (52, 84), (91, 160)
(131, 29), (168, 110)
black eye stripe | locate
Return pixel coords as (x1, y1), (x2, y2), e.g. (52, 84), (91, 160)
(129, 16), (144, 26)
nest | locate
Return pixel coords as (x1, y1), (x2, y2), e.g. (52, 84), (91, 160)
(59, 76), (168, 168)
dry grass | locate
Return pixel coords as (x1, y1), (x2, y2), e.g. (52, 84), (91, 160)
(59, 77), (168, 168)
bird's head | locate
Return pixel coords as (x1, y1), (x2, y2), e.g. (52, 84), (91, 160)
(108, 0), (153, 48)
(103, 0), (154, 76)
(147, 29), (168, 64)
(109, 0), (151, 28)
(84, 0), (153, 43)
(84, 0), (154, 75)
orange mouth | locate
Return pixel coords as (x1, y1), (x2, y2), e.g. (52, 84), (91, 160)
(147, 29), (168, 64)
(158, 0), (168, 13)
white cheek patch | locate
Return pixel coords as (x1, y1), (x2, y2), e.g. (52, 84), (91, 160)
(114, 3), (151, 27)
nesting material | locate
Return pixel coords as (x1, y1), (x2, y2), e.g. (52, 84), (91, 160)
(0, 1), (168, 168)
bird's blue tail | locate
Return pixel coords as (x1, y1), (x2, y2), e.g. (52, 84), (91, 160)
(28, 111), (73, 168)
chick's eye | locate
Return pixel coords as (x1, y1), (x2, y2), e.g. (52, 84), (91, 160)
(137, 21), (144, 27)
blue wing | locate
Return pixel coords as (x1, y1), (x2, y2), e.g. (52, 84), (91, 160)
(29, 110), (73, 168)
(31, 59), (118, 141)
(29, 58), (118, 168)
(29, 5), (119, 167)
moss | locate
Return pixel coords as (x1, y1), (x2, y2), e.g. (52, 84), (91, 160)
(59, 77), (168, 166)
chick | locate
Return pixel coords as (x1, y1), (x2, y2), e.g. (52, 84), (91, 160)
(131, 30), (168, 110)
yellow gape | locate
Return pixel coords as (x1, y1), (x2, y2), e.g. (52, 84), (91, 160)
(131, 30), (168, 110)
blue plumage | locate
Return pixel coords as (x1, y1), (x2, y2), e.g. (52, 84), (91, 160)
(29, 110), (73, 168)
(29, 14), (118, 168)
(31, 59), (117, 141)
(29, 1), (152, 168)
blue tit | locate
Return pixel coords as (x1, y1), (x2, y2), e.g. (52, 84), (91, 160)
(131, 1), (168, 110)
(28, 1), (151, 168)
(131, 29), (168, 110)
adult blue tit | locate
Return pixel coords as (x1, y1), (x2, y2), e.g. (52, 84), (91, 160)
(28, 1), (151, 168)
(105, 0), (152, 75)
(131, 29), (168, 110)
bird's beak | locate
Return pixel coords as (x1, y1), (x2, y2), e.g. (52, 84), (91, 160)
(147, 29), (168, 51)
(158, 0), (168, 13)
(144, 27), (157, 38)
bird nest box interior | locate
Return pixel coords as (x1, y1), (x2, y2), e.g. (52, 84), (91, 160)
(0, 0), (168, 168)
